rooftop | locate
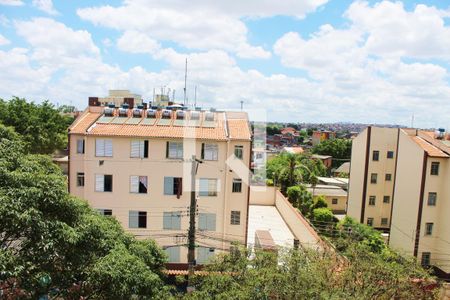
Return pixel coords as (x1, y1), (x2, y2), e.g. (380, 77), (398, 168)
(305, 185), (348, 197)
(69, 106), (251, 141)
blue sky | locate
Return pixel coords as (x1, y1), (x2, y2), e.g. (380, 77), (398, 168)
(1, 0), (450, 128)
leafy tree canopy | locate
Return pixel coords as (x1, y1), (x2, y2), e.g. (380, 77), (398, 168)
(312, 138), (352, 160)
(0, 97), (74, 154)
(0, 125), (169, 298)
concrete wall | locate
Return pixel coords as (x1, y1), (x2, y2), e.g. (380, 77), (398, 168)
(320, 195), (347, 213)
(69, 133), (250, 263)
(274, 190), (323, 250)
(347, 128), (368, 220)
(249, 186), (275, 205)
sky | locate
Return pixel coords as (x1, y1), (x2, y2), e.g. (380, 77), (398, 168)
(1, 0), (450, 128)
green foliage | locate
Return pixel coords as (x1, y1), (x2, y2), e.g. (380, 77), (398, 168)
(312, 138), (352, 167)
(312, 195), (328, 209)
(312, 208), (334, 223)
(267, 152), (326, 193)
(333, 216), (386, 254)
(287, 185), (314, 217)
(0, 130), (168, 298)
(266, 124), (282, 135)
(186, 245), (436, 300)
(0, 97), (75, 154)
(265, 178), (274, 186)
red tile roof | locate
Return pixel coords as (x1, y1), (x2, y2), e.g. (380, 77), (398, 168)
(411, 136), (449, 158)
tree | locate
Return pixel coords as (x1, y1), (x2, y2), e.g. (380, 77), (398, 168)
(0, 97), (75, 154)
(312, 195), (328, 209)
(0, 127), (169, 298)
(186, 245), (437, 299)
(312, 208), (335, 234)
(312, 138), (352, 168)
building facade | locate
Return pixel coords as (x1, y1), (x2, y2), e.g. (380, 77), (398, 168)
(68, 98), (252, 264)
(348, 126), (450, 278)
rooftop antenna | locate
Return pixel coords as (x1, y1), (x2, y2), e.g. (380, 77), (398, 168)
(172, 89), (176, 103)
(411, 113), (414, 128)
(153, 88), (155, 102)
(194, 85), (197, 108)
(240, 100), (244, 111)
(183, 58), (188, 106)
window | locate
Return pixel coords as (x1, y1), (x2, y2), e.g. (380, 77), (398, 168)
(367, 218), (374, 227)
(197, 247), (215, 264)
(201, 143), (218, 161)
(381, 218), (388, 226)
(97, 209), (112, 216)
(372, 150), (379, 161)
(385, 173), (392, 181)
(428, 192), (437, 206)
(95, 139), (113, 157)
(369, 196), (376, 206)
(232, 178), (242, 193)
(198, 213), (216, 231)
(230, 211), (241, 225)
(234, 145), (243, 159)
(95, 174), (112, 192)
(425, 223), (433, 235)
(129, 211), (147, 228)
(76, 139), (85, 154)
(165, 246), (181, 262)
(421, 252), (431, 267)
(387, 151), (394, 159)
(199, 178), (218, 196)
(431, 162), (439, 175)
(130, 140), (149, 158)
(332, 198), (338, 205)
(164, 177), (183, 198)
(167, 142), (183, 159)
(370, 173), (377, 184)
(77, 172), (85, 187)
(130, 176), (148, 194)
(163, 212), (181, 230)
(383, 196), (390, 204)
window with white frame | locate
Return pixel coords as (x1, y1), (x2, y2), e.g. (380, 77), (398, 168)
(234, 145), (243, 159)
(129, 211), (147, 228)
(167, 141), (183, 159)
(199, 178), (218, 196)
(130, 176), (148, 194)
(76, 139), (85, 154)
(130, 140), (149, 158)
(198, 213), (216, 231)
(202, 143), (218, 161)
(230, 211), (241, 225)
(232, 178), (242, 193)
(95, 139), (113, 157)
(95, 174), (112, 192)
(163, 212), (182, 230)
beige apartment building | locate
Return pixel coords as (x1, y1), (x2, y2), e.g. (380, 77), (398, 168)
(68, 96), (251, 265)
(348, 126), (450, 279)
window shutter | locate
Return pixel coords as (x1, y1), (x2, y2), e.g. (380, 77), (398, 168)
(131, 140), (140, 158)
(201, 143), (205, 159)
(96, 139), (104, 156)
(95, 174), (104, 192)
(198, 214), (206, 230)
(130, 176), (139, 193)
(199, 179), (208, 196)
(207, 214), (216, 231)
(164, 177), (174, 195)
(174, 212), (181, 230)
(177, 177), (182, 198)
(166, 142), (169, 158)
(77, 139), (84, 154)
(163, 212), (171, 229)
(139, 141), (145, 158)
(129, 211), (138, 228)
(104, 140), (113, 157)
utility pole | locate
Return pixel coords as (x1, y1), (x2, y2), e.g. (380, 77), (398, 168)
(184, 58), (188, 106)
(187, 154), (201, 291)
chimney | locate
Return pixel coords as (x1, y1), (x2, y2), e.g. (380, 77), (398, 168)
(88, 97), (100, 106)
(124, 97), (134, 108)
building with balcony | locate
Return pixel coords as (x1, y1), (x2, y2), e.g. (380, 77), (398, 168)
(68, 95), (251, 265)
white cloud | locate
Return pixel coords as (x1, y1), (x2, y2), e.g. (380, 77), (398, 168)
(76, 1), (299, 59)
(0, 0), (23, 6)
(0, 34), (10, 45)
(117, 30), (160, 54)
(32, 0), (58, 15)
(15, 18), (99, 68)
